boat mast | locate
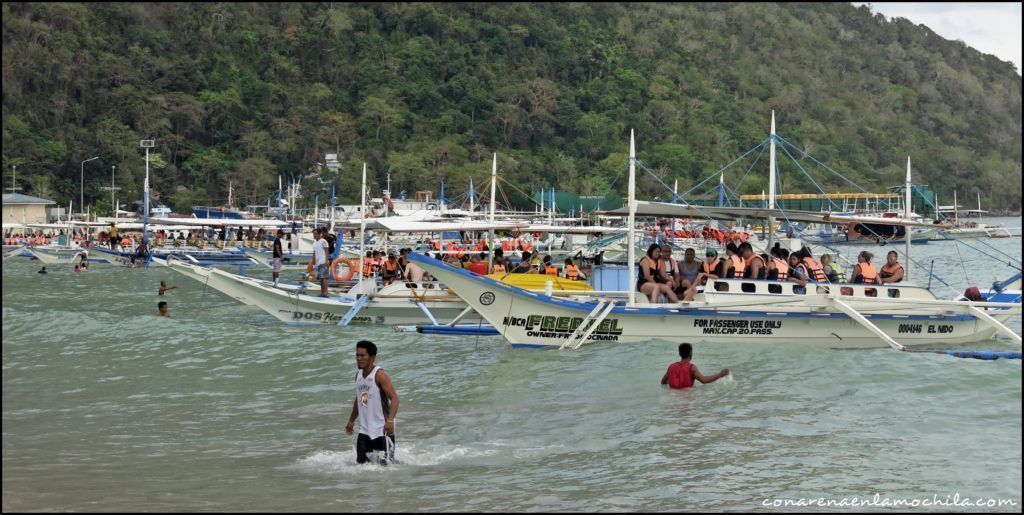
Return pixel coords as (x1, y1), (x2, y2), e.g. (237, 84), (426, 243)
(953, 189), (958, 224)
(488, 153), (497, 271)
(672, 179), (679, 248)
(627, 129), (637, 307)
(768, 111), (777, 250)
(905, 156), (912, 281)
(359, 163), (367, 287)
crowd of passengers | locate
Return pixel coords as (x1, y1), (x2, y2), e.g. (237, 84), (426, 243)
(635, 242), (904, 303)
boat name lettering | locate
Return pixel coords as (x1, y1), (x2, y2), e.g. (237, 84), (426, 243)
(291, 311), (372, 323)
(693, 318), (781, 335)
(898, 323), (955, 334)
(502, 314), (624, 339)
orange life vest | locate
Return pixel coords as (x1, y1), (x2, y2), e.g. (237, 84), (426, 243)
(744, 254), (766, 279)
(362, 257), (376, 278)
(880, 262), (903, 282)
(565, 264), (579, 280)
(702, 258), (721, 276)
(544, 265), (558, 276)
(492, 263), (506, 274)
(856, 263), (879, 284)
(802, 257), (828, 282)
(772, 258), (789, 280)
(729, 254), (745, 278)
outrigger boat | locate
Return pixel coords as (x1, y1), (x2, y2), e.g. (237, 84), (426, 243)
(2, 244), (25, 262)
(410, 124), (1022, 350)
(155, 255), (473, 326)
(25, 245), (87, 264)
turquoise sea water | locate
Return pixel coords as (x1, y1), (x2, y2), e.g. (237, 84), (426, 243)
(3, 219), (1021, 511)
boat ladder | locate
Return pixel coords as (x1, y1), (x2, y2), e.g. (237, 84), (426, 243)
(338, 294), (371, 326)
(561, 299), (617, 350)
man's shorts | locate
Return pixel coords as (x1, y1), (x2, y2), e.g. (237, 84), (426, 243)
(316, 264), (330, 281)
(356, 433), (395, 465)
(272, 257), (282, 273)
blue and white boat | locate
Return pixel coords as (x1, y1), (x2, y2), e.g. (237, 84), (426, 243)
(409, 124), (1022, 350)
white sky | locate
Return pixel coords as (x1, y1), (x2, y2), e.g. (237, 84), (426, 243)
(855, 2), (1022, 74)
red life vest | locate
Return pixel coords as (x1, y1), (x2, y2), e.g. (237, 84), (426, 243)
(666, 361), (695, 389)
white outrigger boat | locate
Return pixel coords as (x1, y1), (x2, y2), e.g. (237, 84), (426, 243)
(25, 244), (87, 264)
(410, 124), (1022, 350)
(155, 255), (472, 326)
(3, 244), (26, 262)
(411, 253), (1020, 349)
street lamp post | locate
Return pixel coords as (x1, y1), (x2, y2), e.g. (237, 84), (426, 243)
(80, 156), (99, 216)
(100, 165), (121, 216)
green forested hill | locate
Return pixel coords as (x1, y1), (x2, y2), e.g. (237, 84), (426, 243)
(2, 2), (1021, 213)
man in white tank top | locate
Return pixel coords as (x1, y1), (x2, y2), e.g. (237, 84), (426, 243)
(345, 340), (400, 465)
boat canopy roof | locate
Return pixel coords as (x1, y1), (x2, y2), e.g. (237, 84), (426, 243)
(524, 224), (627, 234)
(367, 219), (529, 232)
(115, 223), (208, 230)
(149, 217), (291, 227)
(600, 201), (950, 228)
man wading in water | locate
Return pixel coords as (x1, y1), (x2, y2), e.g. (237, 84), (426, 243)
(661, 343), (729, 389)
(345, 340), (400, 465)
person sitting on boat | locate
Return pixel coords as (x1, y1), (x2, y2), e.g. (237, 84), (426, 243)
(404, 258), (426, 288)
(467, 253), (489, 276)
(542, 255), (558, 276)
(797, 247), (828, 283)
(963, 286), (985, 302)
(382, 253), (401, 285)
(511, 251), (533, 274)
(677, 247), (701, 293)
(661, 343), (730, 389)
(767, 246), (789, 281)
(738, 242), (766, 280)
(638, 243), (679, 304)
(659, 244), (682, 295)
(683, 248), (725, 301)
(820, 254), (846, 283)
(879, 250), (904, 284)
(851, 251), (880, 284)
(787, 253), (808, 294)
(530, 252), (543, 272)
(487, 249), (504, 275)
(563, 257), (585, 281)
(724, 243), (743, 278)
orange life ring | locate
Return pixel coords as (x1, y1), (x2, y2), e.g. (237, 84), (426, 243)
(331, 257), (356, 281)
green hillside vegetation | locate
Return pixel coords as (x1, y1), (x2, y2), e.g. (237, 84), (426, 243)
(2, 2), (1021, 214)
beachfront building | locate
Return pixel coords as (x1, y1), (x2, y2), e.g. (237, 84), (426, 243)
(3, 193), (56, 224)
